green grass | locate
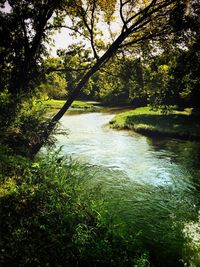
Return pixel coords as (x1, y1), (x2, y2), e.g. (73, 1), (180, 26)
(1, 146), (199, 267)
(44, 99), (95, 110)
(0, 147), (151, 267)
(110, 107), (200, 140)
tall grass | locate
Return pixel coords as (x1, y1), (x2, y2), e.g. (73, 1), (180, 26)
(0, 147), (199, 267)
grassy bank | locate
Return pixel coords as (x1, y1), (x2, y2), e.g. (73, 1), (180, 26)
(45, 99), (96, 111)
(1, 147), (198, 267)
(0, 147), (149, 267)
(110, 107), (200, 140)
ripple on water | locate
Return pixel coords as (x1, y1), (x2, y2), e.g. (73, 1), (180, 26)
(57, 111), (200, 191)
(55, 110), (200, 266)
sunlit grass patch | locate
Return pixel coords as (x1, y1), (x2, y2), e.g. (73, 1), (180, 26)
(44, 99), (95, 110)
(110, 107), (200, 140)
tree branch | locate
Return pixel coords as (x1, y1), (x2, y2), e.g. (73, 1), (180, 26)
(120, 0), (128, 32)
(77, 3), (99, 60)
(125, 0), (157, 27)
(45, 24), (91, 41)
(90, 0), (99, 60)
(30, 0), (178, 157)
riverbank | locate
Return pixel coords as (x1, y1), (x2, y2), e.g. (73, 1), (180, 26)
(0, 147), (152, 267)
(110, 107), (200, 140)
(1, 145), (199, 267)
(44, 99), (96, 111)
(2, 108), (200, 267)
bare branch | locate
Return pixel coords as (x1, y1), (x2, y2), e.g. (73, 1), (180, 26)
(90, 0), (99, 60)
(125, 0), (158, 27)
(77, 3), (99, 60)
(120, 0), (128, 32)
(121, 0), (131, 7)
(119, 27), (174, 49)
(45, 25), (91, 40)
(119, 34), (154, 49)
(126, 0), (176, 35)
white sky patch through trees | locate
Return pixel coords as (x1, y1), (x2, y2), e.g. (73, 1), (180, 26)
(49, 6), (122, 57)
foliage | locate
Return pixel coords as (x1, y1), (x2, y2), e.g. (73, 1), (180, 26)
(1, 96), (58, 157)
(57, 44), (94, 98)
(171, 47), (200, 108)
(1, 0), (196, 156)
(0, 0), (68, 133)
(88, 40), (200, 109)
(142, 45), (200, 109)
(0, 0), (68, 95)
(60, 36), (199, 110)
(93, 56), (147, 106)
(0, 90), (13, 134)
(40, 72), (67, 99)
(40, 57), (68, 99)
(93, 62), (126, 105)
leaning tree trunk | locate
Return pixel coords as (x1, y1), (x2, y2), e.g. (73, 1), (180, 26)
(30, 31), (128, 157)
(30, 0), (177, 157)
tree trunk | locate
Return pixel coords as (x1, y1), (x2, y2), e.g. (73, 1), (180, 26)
(30, 0), (177, 157)
(30, 31), (128, 157)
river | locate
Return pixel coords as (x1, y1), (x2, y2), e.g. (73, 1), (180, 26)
(56, 108), (200, 266)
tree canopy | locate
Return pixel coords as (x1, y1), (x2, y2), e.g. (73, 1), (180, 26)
(0, 0), (199, 156)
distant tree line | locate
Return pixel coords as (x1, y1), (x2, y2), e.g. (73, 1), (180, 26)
(0, 0), (199, 156)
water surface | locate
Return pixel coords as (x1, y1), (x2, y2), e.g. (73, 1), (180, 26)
(56, 109), (200, 266)
(57, 110), (199, 189)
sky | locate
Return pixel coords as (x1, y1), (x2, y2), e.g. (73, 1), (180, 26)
(0, 1), (72, 56)
(48, 25), (74, 56)
(0, 1), (11, 12)
(50, 15), (122, 57)
(1, 1), (122, 57)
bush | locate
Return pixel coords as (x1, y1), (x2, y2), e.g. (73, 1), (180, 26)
(2, 97), (60, 157)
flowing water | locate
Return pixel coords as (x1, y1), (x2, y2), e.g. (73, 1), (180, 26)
(56, 108), (200, 266)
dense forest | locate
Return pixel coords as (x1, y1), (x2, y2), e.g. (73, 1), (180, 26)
(0, 1), (200, 267)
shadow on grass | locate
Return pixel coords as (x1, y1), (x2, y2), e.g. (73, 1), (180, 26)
(125, 114), (200, 140)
